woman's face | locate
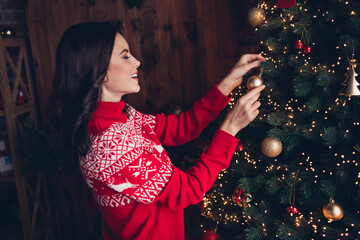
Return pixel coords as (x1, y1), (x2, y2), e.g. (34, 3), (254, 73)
(101, 33), (141, 101)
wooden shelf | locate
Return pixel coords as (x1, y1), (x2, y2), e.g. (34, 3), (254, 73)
(0, 36), (54, 240)
(0, 104), (35, 117)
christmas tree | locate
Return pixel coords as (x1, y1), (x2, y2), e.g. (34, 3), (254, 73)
(200, 1), (360, 239)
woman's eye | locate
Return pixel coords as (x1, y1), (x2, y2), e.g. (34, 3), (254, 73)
(124, 56), (130, 59)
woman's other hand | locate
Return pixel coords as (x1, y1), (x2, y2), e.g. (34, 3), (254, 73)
(220, 85), (265, 136)
(217, 54), (264, 96)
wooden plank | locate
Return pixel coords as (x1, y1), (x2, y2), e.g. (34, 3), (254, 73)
(0, 38), (13, 109)
(174, 0), (196, 23)
(25, 1), (54, 124)
(173, 0), (200, 107)
(235, 1), (259, 55)
(1, 37), (24, 46)
(175, 21), (201, 107)
(215, 0), (238, 58)
(30, 177), (41, 232)
(121, 1), (157, 112)
(14, 103), (34, 115)
(43, 0), (61, 74)
(195, 0), (218, 92)
(142, 0), (181, 111)
(17, 47), (33, 104)
(23, 43), (36, 109)
(11, 47), (26, 104)
(126, 8), (146, 108)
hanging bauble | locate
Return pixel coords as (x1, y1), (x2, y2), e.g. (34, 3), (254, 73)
(237, 142), (245, 151)
(339, 64), (360, 96)
(243, 193), (253, 204)
(286, 205), (299, 216)
(202, 230), (220, 240)
(277, 0), (296, 8)
(247, 7), (266, 27)
(261, 137), (282, 157)
(294, 40), (304, 50)
(302, 46), (311, 54)
(233, 186), (252, 207)
(0, 26), (16, 38)
(247, 75), (264, 90)
(322, 198), (344, 221)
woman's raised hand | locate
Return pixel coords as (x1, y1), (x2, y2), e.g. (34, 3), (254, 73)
(220, 85), (265, 136)
(217, 54), (264, 96)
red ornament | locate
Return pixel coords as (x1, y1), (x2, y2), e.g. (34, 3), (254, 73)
(286, 205), (299, 215)
(277, 0), (296, 8)
(202, 230), (220, 240)
(233, 187), (244, 205)
(294, 40), (304, 50)
(237, 142), (244, 151)
(17, 90), (25, 105)
(302, 46), (311, 54)
(233, 186), (252, 207)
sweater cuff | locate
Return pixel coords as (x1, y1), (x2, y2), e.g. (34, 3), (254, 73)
(206, 129), (239, 166)
(203, 85), (232, 111)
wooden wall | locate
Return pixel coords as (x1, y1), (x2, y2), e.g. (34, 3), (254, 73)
(25, 0), (257, 123)
(24, 0), (257, 239)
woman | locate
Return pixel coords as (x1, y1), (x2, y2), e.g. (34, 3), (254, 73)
(51, 22), (265, 240)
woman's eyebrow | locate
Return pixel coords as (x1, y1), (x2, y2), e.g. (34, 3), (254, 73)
(120, 49), (129, 54)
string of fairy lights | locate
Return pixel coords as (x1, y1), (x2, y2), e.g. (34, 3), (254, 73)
(200, 0), (360, 238)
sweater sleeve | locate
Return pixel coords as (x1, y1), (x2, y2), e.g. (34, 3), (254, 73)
(98, 129), (238, 208)
(156, 129), (239, 209)
(154, 85), (231, 146)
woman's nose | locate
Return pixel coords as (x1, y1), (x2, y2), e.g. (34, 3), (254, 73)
(133, 57), (141, 68)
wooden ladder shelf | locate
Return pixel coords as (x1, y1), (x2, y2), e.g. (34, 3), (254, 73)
(0, 36), (54, 240)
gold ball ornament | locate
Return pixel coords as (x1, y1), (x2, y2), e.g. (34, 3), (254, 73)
(247, 75), (264, 90)
(322, 198), (344, 221)
(247, 7), (266, 27)
(261, 137), (283, 157)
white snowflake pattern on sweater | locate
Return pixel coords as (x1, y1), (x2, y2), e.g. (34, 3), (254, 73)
(80, 105), (173, 207)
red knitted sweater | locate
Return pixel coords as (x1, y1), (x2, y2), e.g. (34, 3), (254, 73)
(80, 86), (239, 240)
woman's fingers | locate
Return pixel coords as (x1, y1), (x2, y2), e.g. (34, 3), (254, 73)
(235, 85), (263, 112)
(217, 54), (265, 96)
(220, 89), (263, 136)
(233, 59), (263, 77)
(251, 109), (260, 120)
(242, 85), (265, 102)
(242, 60), (263, 72)
(231, 87), (263, 123)
(247, 92), (261, 105)
(239, 54), (265, 65)
(250, 101), (261, 113)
